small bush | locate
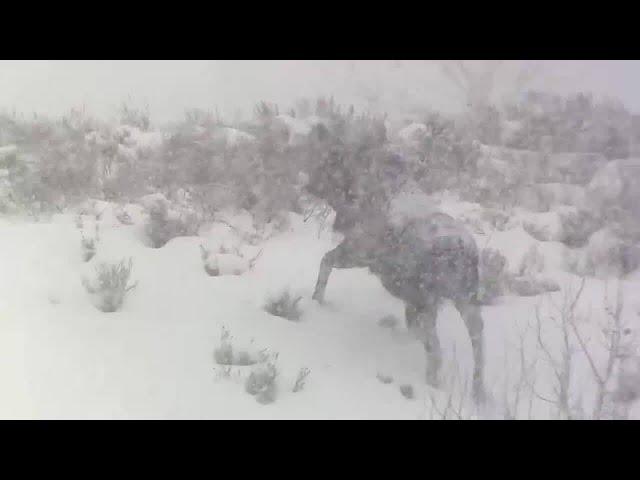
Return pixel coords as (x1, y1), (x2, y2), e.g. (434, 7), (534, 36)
(200, 245), (219, 276)
(377, 314), (399, 329)
(376, 373), (394, 384)
(116, 209), (134, 225)
(82, 258), (137, 312)
(145, 200), (200, 248)
(81, 236), (97, 262)
(518, 244), (545, 277)
(264, 290), (303, 321)
(212, 326), (259, 366)
(573, 229), (640, 278)
(559, 209), (601, 248)
(292, 367), (311, 393)
(245, 354), (279, 404)
(200, 244), (260, 277)
(399, 384), (415, 400)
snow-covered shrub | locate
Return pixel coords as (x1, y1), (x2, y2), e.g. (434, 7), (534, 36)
(115, 207), (134, 225)
(478, 248), (508, 304)
(518, 244), (545, 277)
(245, 354), (279, 404)
(376, 373), (394, 384)
(565, 248), (596, 278)
(0, 147), (45, 214)
(292, 367), (311, 393)
(81, 235), (97, 262)
(571, 228), (640, 278)
(471, 147), (543, 208)
(80, 219), (100, 262)
(212, 327), (259, 367)
(82, 258), (137, 312)
(559, 209), (601, 248)
(259, 210), (292, 237)
(399, 384), (415, 400)
(119, 103), (151, 131)
(35, 129), (102, 201)
(200, 245), (220, 276)
(144, 197), (200, 248)
(264, 290), (303, 321)
(200, 244), (261, 277)
(504, 245), (559, 296)
(412, 112), (480, 192)
(377, 314), (399, 329)
(521, 211), (564, 243)
(544, 153), (607, 185)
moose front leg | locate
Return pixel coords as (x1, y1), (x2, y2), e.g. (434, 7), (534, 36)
(312, 251), (335, 304)
(312, 240), (366, 303)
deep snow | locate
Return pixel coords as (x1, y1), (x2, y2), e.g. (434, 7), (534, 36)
(1, 201), (639, 419)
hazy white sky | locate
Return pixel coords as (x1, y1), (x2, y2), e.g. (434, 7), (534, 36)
(1, 60), (639, 124)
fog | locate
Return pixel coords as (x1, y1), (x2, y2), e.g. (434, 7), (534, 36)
(2, 60), (640, 123)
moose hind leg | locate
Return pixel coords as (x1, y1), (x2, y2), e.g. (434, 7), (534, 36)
(414, 301), (441, 389)
(455, 299), (485, 404)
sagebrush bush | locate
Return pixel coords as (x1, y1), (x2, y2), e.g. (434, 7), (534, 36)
(245, 355), (279, 404)
(399, 384), (415, 400)
(116, 208), (134, 225)
(518, 244), (545, 277)
(559, 209), (601, 248)
(81, 236), (97, 262)
(292, 367), (311, 393)
(82, 258), (137, 312)
(264, 290), (303, 321)
(376, 373), (394, 384)
(144, 200), (200, 248)
(212, 326), (258, 366)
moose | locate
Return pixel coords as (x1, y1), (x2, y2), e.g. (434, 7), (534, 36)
(305, 140), (486, 402)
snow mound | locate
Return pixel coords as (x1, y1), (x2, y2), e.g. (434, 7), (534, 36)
(114, 125), (164, 151)
(397, 123), (428, 143)
(214, 127), (255, 146)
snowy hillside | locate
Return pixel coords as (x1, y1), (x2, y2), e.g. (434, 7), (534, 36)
(1, 195), (638, 419)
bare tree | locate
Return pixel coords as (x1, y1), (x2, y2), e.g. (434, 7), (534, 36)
(437, 60), (504, 112)
(525, 278), (636, 420)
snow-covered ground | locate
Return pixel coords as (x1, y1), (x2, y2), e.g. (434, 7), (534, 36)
(1, 202), (639, 419)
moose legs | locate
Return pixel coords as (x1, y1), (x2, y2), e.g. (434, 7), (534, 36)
(406, 300), (442, 389)
(312, 239), (370, 303)
(406, 298), (485, 403)
(455, 299), (486, 403)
